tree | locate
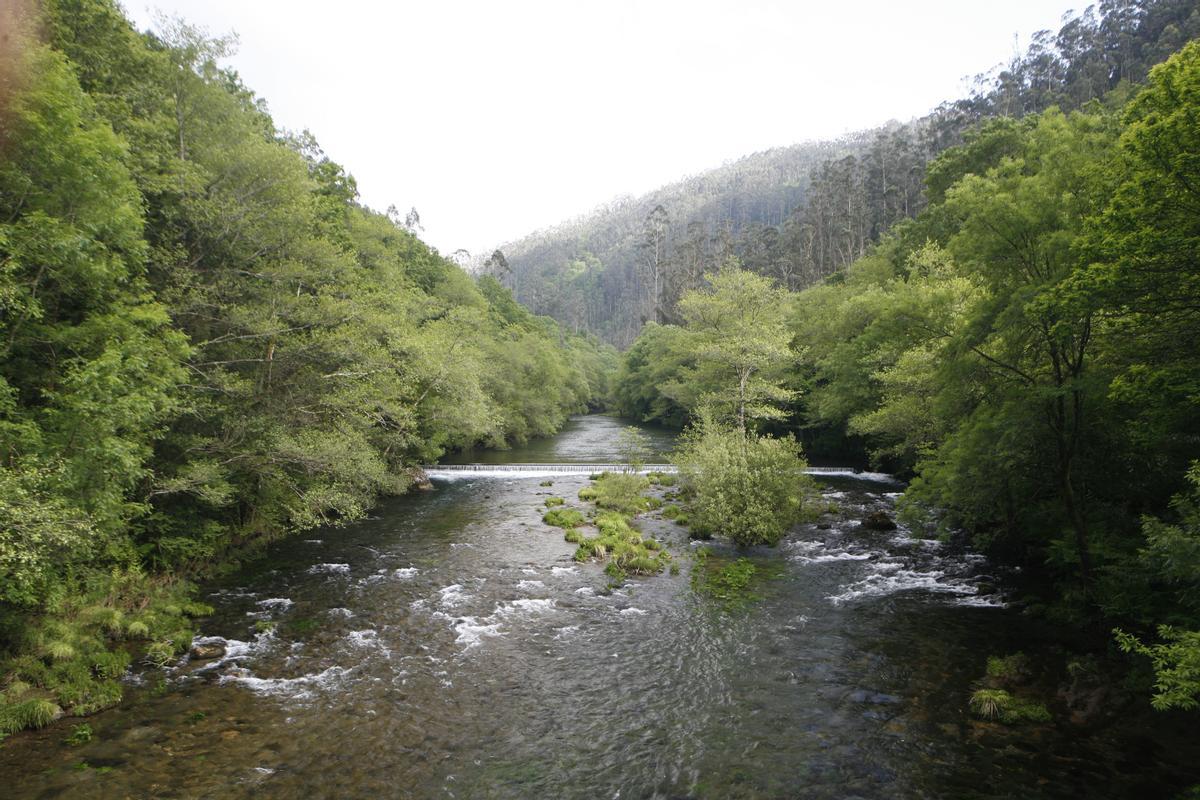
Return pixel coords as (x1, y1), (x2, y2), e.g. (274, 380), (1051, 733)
(668, 263), (795, 434)
(637, 204), (670, 324)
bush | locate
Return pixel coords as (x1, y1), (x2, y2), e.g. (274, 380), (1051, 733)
(544, 497), (565, 507)
(592, 472), (653, 515)
(674, 421), (813, 546)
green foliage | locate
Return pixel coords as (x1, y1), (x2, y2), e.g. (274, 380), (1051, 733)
(0, 698), (60, 740)
(968, 689), (1052, 724)
(691, 554), (760, 604)
(1116, 627), (1200, 712)
(0, 0), (619, 741)
(543, 508), (586, 529)
(665, 264), (796, 432)
(543, 497), (565, 507)
(675, 419), (813, 547)
(590, 472), (653, 515)
(986, 653), (1031, 683)
(65, 723), (93, 745)
(577, 486), (600, 502)
(571, 512), (670, 577)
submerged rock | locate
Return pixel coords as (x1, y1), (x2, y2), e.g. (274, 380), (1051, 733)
(848, 689), (902, 705)
(861, 511), (897, 531)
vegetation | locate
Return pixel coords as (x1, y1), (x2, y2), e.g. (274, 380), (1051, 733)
(542, 508), (586, 529)
(609, 29), (1200, 713)
(969, 689), (1052, 725)
(690, 551), (760, 604)
(0, 0), (616, 736)
(589, 472), (654, 515)
(496, 0), (1200, 348)
(676, 421), (811, 547)
(551, 474), (672, 581)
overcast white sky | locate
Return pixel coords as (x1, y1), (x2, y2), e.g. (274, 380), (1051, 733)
(123, 1), (1080, 257)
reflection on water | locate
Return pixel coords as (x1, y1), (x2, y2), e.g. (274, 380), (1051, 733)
(440, 414), (677, 464)
(2, 415), (1198, 799)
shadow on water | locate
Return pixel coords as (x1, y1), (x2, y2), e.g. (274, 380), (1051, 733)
(2, 416), (1199, 799)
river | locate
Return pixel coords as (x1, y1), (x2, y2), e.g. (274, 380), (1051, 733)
(2, 415), (1197, 798)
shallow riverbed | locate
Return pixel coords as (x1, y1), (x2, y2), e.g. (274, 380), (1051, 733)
(3, 416), (1197, 799)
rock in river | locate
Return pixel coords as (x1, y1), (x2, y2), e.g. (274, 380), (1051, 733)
(862, 511), (897, 531)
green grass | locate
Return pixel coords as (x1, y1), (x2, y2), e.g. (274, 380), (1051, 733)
(986, 653), (1030, 683)
(968, 689), (1052, 723)
(543, 508), (586, 528)
(0, 570), (210, 739)
(571, 512), (670, 576)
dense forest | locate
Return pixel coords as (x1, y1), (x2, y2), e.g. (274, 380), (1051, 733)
(615, 34), (1200, 711)
(0, 0), (616, 735)
(497, 0), (1200, 348)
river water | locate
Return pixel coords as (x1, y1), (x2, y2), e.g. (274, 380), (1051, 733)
(3, 416), (1198, 798)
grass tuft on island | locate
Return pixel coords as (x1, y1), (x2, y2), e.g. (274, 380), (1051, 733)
(969, 689), (1052, 724)
(544, 471), (673, 582)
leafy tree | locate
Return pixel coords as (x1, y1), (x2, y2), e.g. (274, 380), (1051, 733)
(668, 263), (795, 433)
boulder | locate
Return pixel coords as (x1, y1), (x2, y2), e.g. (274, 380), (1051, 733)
(190, 642), (226, 660)
(862, 511), (897, 531)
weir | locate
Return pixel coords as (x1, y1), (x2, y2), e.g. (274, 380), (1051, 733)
(421, 463), (877, 477)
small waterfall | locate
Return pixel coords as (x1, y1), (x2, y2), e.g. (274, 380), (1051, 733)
(420, 463), (879, 479)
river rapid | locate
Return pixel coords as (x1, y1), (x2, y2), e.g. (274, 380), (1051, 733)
(3, 415), (1198, 798)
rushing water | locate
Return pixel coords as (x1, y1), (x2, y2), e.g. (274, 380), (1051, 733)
(4, 415), (1199, 799)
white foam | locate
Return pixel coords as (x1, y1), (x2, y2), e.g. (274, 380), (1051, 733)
(346, 629), (378, 647)
(827, 568), (976, 605)
(618, 607), (647, 616)
(574, 587), (596, 596)
(307, 563), (350, 575)
(797, 552), (873, 563)
(453, 617), (503, 648)
(955, 594), (1008, 608)
(498, 598), (555, 615)
(392, 567), (419, 580)
(552, 566), (579, 576)
(220, 664), (352, 700)
(256, 598), (293, 612)
(516, 579), (545, 590)
(438, 584), (470, 608)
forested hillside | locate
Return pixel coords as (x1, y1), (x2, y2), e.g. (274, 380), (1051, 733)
(615, 37), (1200, 712)
(497, 0), (1200, 347)
(0, 0), (615, 735)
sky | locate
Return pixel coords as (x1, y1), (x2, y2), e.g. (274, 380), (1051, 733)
(123, 0), (1080, 258)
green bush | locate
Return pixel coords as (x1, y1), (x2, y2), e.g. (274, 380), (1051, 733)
(675, 422), (813, 546)
(592, 472), (653, 515)
(544, 497), (565, 507)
